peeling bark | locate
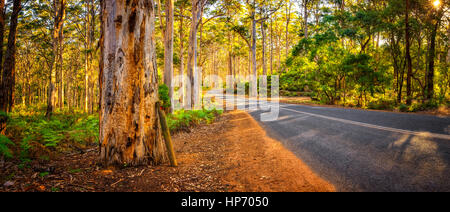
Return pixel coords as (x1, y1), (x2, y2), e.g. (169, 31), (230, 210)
(100, 0), (167, 166)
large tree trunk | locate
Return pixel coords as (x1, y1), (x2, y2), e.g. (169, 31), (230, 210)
(46, 0), (65, 118)
(99, 0), (167, 166)
(405, 0), (412, 105)
(164, 0), (174, 111)
(0, 0), (21, 113)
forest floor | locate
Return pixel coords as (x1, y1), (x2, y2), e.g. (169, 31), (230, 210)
(0, 110), (335, 192)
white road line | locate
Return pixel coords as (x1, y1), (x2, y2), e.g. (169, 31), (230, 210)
(281, 107), (450, 140)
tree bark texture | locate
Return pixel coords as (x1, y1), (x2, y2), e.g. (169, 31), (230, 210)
(99, 0), (167, 166)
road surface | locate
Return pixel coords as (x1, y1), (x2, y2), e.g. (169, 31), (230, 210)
(244, 100), (450, 192)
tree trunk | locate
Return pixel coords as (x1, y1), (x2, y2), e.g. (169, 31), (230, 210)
(250, 1), (257, 97)
(286, 0), (291, 56)
(426, 8), (442, 100)
(84, 51), (89, 113)
(303, 0), (308, 39)
(58, 17), (65, 109)
(0, 0), (5, 77)
(227, 25), (233, 87)
(187, 0), (203, 109)
(178, 5), (185, 107)
(164, 0), (174, 111)
(46, 0), (65, 118)
(261, 20), (267, 76)
(99, 0), (167, 166)
(405, 0), (412, 105)
(270, 17), (273, 75)
(1, 0), (21, 113)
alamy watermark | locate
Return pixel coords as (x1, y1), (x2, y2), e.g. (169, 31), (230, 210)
(170, 67), (280, 122)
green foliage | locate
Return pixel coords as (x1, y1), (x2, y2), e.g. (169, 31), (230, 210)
(0, 135), (15, 158)
(398, 104), (409, 112)
(243, 76), (277, 97)
(69, 168), (82, 174)
(159, 84), (171, 110)
(167, 109), (223, 132)
(5, 109), (100, 160)
(36, 119), (66, 147)
(3, 103), (223, 160)
(39, 172), (49, 177)
(407, 101), (439, 112)
(281, 0), (449, 110)
(68, 115), (99, 144)
(0, 111), (9, 122)
(367, 99), (396, 110)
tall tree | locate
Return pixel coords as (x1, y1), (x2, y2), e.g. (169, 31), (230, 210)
(405, 0), (412, 105)
(99, 0), (167, 166)
(46, 0), (65, 118)
(164, 0), (174, 111)
(187, 0), (207, 108)
(0, 0), (22, 113)
(0, 0), (5, 76)
(177, 0), (187, 107)
(426, 3), (444, 100)
(285, 0), (291, 56)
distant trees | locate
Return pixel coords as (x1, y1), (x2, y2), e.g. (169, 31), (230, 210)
(284, 0), (449, 109)
(0, 0), (100, 115)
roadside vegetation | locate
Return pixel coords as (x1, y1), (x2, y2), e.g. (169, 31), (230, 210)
(0, 103), (222, 167)
(279, 1), (449, 113)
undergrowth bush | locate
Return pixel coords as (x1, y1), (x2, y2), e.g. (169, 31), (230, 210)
(167, 109), (223, 132)
(0, 134), (14, 158)
(5, 110), (99, 160)
(159, 84), (171, 111)
(367, 99), (396, 110)
(3, 104), (223, 161)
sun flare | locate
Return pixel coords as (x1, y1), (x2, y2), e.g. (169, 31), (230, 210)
(433, 0), (441, 8)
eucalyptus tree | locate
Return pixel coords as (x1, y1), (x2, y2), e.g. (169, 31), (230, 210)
(99, 0), (167, 166)
(0, 0), (23, 113)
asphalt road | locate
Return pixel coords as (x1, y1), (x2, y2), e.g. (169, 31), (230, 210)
(246, 101), (450, 192)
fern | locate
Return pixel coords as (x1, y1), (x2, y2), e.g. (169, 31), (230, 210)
(166, 108), (223, 132)
(0, 135), (14, 158)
